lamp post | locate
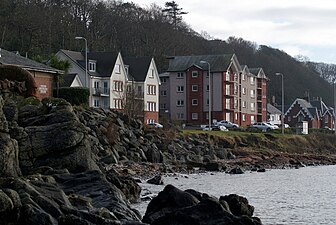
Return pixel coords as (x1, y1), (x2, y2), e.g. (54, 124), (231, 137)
(75, 36), (89, 106)
(75, 37), (87, 87)
(200, 61), (211, 130)
(275, 73), (284, 134)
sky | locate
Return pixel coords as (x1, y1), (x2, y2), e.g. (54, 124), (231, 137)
(129, 0), (336, 64)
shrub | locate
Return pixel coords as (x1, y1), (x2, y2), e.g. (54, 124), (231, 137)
(53, 87), (89, 106)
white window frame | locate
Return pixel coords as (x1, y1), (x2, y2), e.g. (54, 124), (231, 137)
(115, 64), (121, 74)
(160, 90), (167, 96)
(161, 77), (167, 83)
(242, 114), (246, 122)
(192, 85), (198, 92)
(242, 101), (247, 108)
(192, 71), (198, 78)
(251, 102), (255, 111)
(192, 113), (198, 120)
(89, 61), (96, 72)
(250, 89), (255, 98)
(192, 99), (198, 106)
(250, 77), (255, 85)
(242, 87), (246, 95)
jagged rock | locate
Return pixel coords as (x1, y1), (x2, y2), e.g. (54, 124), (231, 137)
(146, 175), (164, 185)
(143, 185), (261, 225)
(219, 194), (255, 217)
(228, 167), (244, 174)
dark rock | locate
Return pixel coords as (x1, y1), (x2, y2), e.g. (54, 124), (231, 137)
(146, 175), (164, 185)
(257, 168), (266, 172)
(144, 185), (261, 225)
(219, 194), (254, 217)
(204, 161), (222, 171)
(229, 167), (244, 174)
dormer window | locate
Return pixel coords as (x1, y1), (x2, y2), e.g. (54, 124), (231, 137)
(89, 61), (96, 72)
(125, 66), (129, 75)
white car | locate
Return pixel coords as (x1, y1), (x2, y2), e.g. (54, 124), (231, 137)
(147, 122), (163, 128)
(202, 125), (228, 131)
(216, 120), (239, 128)
(266, 122), (279, 129)
(252, 122), (276, 131)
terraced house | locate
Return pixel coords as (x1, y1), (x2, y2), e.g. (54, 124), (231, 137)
(56, 50), (160, 124)
(159, 54), (267, 126)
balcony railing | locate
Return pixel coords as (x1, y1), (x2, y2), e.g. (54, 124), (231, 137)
(93, 88), (110, 96)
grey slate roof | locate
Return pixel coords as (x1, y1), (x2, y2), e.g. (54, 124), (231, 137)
(123, 57), (152, 82)
(267, 103), (282, 114)
(60, 50), (118, 77)
(310, 99), (329, 116)
(167, 54), (233, 72)
(249, 68), (261, 75)
(295, 98), (315, 118)
(87, 52), (119, 77)
(0, 48), (62, 73)
(61, 73), (77, 87)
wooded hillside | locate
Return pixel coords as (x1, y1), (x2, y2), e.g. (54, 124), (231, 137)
(1, 0), (335, 105)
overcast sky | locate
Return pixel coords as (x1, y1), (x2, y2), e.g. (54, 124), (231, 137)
(129, 0), (336, 64)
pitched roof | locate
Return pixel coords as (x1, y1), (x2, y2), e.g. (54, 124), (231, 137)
(0, 48), (62, 74)
(61, 73), (77, 87)
(60, 50), (118, 77)
(167, 54), (234, 72)
(249, 68), (261, 75)
(310, 99), (329, 116)
(87, 52), (119, 77)
(123, 57), (152, 82)
(267, 103), (282, 114)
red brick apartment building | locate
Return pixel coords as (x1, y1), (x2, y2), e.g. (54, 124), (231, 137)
(159, 54), (267, 126)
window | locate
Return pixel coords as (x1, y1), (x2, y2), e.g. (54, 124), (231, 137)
(250, 89), (255, 98)
(161, 77), (167, 83)
(192, 99), (198, 106)
(160, 90), (167, 96)
(206, 85), (209, 91)
(235, 113), (238, 120)
(242, 101), (246, 108)
(147, 85), (156, 95)
(192, 113), (198, 120)
(103, 81), (108, 94)
(115, 64), (121, 73)
(177, 72), (184, 78)
(114, 81), (123, 92)
(94, 99), (100, 108)
(242, 114), (246, 121)
(226, 71), (230, 81)
(177, 113), (184, 119)
(226, 99), (230, 109)
(125, 66), (129, 75)
(192, 85), (198, 92)
(89, 61), (96, 72)
(177, 86), (184, 92)
(147, 102), (156, 111)
(160, 103), (166, 109)
(242, 73), (246, 81)
(234, 98), (238, 108)
(113, 99), (123, 109)
(250, 77), (255, 85)
(234, 85), (238, 94)
(251, 102), (255, 111)
(94, 81), (100, 94)
(206, 98), (209, 105)
(242, 87), (246, 95)
(149, 69), (154, 78)
(251, 115), (255, 123)
(192, 71), (198, 77)
(176, 100), (184, 106)
(226, 84), (230, 95)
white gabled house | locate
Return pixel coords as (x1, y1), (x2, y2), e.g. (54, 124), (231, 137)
(56, 49), (161, 123)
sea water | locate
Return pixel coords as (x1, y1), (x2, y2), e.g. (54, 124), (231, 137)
(133, 165), (336, 225)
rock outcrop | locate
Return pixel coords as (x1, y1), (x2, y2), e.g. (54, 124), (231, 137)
(143, 184), (262, 225)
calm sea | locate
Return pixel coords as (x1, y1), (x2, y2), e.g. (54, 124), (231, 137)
(133, 165), (336, 225)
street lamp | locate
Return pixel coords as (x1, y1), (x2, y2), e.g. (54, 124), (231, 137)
(75, 36), (87, 88)
(275, 73), (284, 134)
(200, 61), (211, 130)
(75, 36), (90, 106)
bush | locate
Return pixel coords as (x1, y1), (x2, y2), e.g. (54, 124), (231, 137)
(53, 87), (89, 106)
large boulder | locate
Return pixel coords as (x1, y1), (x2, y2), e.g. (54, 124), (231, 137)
(143, 185), (262, 225)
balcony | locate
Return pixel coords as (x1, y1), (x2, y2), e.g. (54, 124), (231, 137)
(93, 88), (110, 96)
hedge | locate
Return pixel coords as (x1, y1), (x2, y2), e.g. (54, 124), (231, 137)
(53, 87), (89, 106)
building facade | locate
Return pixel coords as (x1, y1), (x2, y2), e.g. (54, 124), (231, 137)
(160, 54), (268, 126)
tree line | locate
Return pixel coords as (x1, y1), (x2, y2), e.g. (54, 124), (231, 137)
(0, 0), (334, 105)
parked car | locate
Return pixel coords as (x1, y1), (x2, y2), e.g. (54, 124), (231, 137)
(216, 120), (239, 128)
(147, 122), (163, 128)
(202, 125), (228, 131)
(266, 122), (279, 129)
(251, 122), (276, 131)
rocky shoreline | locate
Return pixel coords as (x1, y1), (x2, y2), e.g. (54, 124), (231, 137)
(1, 84), (336, 224)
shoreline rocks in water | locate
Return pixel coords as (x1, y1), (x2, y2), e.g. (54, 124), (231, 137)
(142, 184), (262, 225)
